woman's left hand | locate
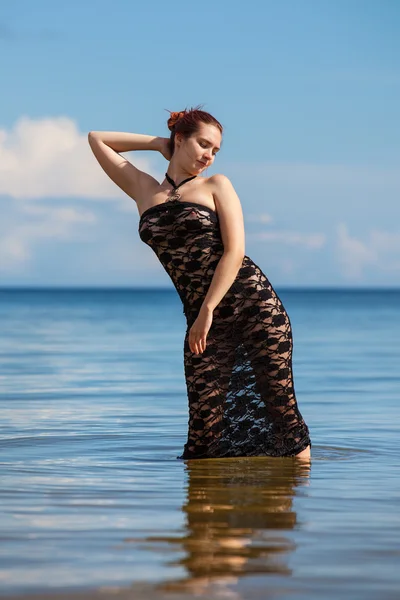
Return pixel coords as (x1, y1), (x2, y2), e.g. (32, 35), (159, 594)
(189, 307), (213, 354)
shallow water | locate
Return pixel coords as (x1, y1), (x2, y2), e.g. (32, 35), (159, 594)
(0, 288), (399, 599)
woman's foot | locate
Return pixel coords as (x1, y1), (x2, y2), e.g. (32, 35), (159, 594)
(295, 444), (311, 459)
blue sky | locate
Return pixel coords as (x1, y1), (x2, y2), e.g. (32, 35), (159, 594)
(0, 0), (399, 287)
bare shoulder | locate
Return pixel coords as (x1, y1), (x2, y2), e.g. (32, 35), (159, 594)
(207, 174), (245, 256)
(207, 173), (241, 207)
(208, 173), (233, 188)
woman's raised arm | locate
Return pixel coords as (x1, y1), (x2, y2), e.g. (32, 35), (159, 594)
(88, 131), (163, 203)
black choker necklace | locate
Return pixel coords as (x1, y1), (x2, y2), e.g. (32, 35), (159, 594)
(165, 172), (197, 201)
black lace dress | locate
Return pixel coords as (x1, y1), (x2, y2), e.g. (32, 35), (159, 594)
(138, 189), (311, 459)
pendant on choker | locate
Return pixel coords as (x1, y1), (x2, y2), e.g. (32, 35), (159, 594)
(167, 188), (181, 202)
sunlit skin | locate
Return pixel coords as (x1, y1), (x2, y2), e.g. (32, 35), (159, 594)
(161, 125), (311, 461)
(88, 123), (311, 460)
(294, 446), (310, 458)
(161, 124), (222, 366)
(160, 124), (241, 358)
(160, 122), (222, 183)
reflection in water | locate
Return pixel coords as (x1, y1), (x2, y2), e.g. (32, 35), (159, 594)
(138, 457), (310, 597)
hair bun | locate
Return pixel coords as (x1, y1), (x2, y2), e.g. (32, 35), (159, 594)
(167, 110), (186, 131)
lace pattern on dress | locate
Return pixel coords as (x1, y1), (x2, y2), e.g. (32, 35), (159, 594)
(139, 201), (311, 458)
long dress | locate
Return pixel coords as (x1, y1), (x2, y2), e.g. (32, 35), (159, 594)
(138, 191), (312, 460)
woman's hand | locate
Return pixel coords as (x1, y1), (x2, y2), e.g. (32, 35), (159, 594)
(158, 137), (172, 162)
(189, 307), (213, 355)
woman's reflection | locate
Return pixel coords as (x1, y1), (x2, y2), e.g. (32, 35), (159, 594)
(152, 456), (311, 596)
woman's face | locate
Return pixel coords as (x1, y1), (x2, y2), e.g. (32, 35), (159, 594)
(175, 123), (222, 174)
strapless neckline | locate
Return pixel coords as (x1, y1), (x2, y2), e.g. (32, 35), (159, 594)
(137, 182), (312, 459)
(139, 200), (218, 225)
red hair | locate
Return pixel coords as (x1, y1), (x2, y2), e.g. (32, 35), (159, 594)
(164, 104), (223, 156)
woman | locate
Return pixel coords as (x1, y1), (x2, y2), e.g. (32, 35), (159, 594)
(88, 105), (311, 459)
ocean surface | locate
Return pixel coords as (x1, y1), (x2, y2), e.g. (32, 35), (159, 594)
(0, 288), (399, 600)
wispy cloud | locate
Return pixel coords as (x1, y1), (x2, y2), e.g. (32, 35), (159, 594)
(0, 203), (97, 271)
(2, 117), (400, 286)
(336, 223), (400, 279)
(249, 229), (326, 249)
(0, 116), (155, 200)
(245, 212), (274, 224)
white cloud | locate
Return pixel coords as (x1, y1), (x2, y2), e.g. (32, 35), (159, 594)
(249, 229), (326, 249)
(246, 212), (273, 224)
(0, 237), (27, 266)
(0, 115), (155, 200)
(369, 230), (400, 255)
(336, 223), (400, 279)
(336, 223), (375, 279)
(0, 204), (97, 270)
(279, 258), (296, 275)
(19, 203), (96, 222)
(2, 115), (399, 286)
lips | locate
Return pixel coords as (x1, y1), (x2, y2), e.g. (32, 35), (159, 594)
(198, 160), (207, 167)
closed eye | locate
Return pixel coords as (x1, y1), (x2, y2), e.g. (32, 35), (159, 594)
(200, 141), (218, 155)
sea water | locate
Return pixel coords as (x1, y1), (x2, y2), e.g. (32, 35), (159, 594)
(0, 288), (399, 600)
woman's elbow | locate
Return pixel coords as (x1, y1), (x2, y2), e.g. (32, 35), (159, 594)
(224, 249), (245, 265)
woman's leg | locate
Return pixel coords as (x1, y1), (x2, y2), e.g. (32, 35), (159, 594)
(239, 285), (312, 457)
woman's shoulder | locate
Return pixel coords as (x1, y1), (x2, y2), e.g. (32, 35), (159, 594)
(205, 174), (236, 196)
(206, 173), (230, 183)
(203, 173), (232, 188)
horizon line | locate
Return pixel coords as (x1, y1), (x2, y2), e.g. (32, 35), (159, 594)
(1, 286), (400, 292)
